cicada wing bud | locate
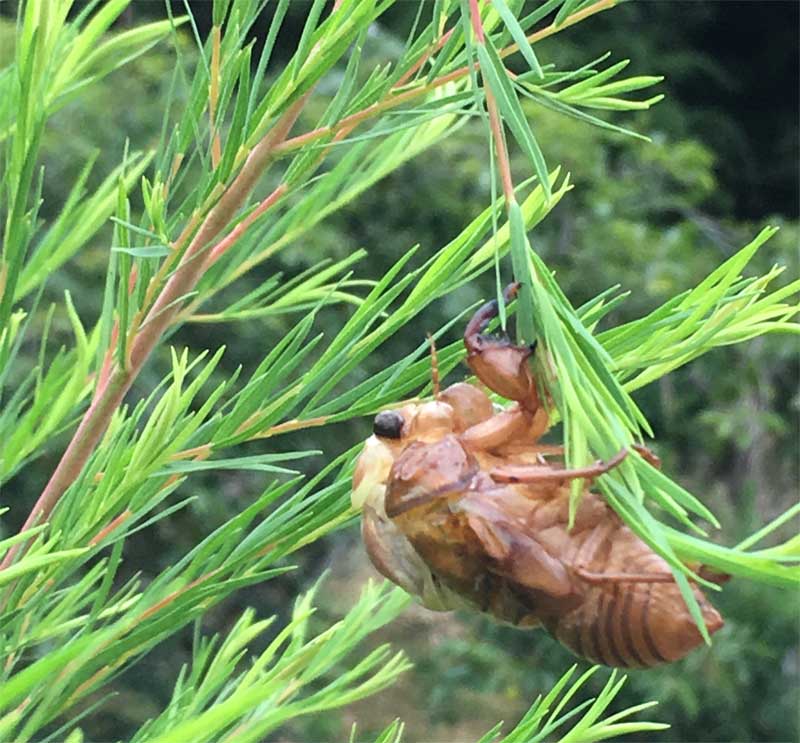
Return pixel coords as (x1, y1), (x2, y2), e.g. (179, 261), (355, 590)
(362, 504), (429, 596)
(385, 437), (478, 518)
(362, 505), (466, 613)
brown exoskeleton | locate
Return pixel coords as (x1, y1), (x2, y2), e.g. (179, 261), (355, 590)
(352, 284), (724, 668)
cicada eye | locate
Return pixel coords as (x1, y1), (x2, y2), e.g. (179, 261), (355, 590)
(373, 410), (404, 439)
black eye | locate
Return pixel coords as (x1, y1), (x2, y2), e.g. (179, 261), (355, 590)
(373, 410), (404, 439)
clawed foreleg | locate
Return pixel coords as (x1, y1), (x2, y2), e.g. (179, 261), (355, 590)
(463, 283), (541, 412)
(463, 282), (521, 351)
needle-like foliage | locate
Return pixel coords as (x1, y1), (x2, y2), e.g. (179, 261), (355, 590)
(0, 0), (796, 740)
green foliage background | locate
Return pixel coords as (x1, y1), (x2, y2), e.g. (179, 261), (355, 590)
(0, 1), (796, 741)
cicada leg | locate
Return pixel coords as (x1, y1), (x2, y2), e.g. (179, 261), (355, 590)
(460, 405), (548, 451)
(463, 282), (541, 413)
(463, 282), (521, 345)
(576, 564), (730, 587)
(574, 566), (677, 585)
(456, 490), (574, 598)
(490, 448), (628, 484)
(632, 443), (661, 469)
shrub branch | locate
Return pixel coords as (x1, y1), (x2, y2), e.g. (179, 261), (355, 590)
(0, 99), (307, 570)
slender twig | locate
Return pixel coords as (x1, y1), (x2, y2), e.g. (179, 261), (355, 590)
(469, 0), (516, 203)
(93, 321), (118, 402)
(187, 0), (605, 305)
(206, 183), (288, 264)
(187, 121), (359, 306)
(170, 443), (213, 461)
(188, 1), (614, 314)
(89, 510), (132, 545)
(394, 27), (456, 88)
(272, 0), (615, 158)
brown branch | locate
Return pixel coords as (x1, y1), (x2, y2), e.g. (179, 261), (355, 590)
(252, 415), (332, 439)
(170, 443), (213, 461)
(470, 0), (516, 203)
(0, 100), (307, 572)
(206, 183), (288, 264)
(89, 510), (132, 546)
(93, 321), (118, 403)
(196, 120), (359, 300)
(394, 27), (456, 89)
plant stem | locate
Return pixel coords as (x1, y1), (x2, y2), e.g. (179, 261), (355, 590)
(469, 0), (516, 204)
(196, 1), (616, 310)
(0, 100), (306, 571)
(206, 183), (288, 264)
(1, 0), (616, 570)
(394, 27), (456, 88)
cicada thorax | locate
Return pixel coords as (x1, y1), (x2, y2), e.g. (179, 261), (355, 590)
(381, 433), (561, 623)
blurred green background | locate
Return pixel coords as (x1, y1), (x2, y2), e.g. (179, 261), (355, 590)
(1, 1), (798, 741)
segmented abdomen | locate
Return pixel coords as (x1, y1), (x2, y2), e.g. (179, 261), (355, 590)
(552, 566), (664, 667)
(549, 530), (721, 668)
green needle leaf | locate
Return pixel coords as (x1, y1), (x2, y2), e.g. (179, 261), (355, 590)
(491, 0), (544, 78)
(478, 38), (551, 200)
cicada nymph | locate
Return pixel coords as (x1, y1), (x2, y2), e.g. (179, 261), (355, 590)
(352, 284), (723, 668)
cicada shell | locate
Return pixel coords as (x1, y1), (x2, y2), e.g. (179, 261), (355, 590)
(352, 284), (724, 668)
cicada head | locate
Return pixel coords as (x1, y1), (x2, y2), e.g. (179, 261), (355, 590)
(352, 398), (460, 513)
(353, 392), (486, 615)
(352, 384), (496, 512)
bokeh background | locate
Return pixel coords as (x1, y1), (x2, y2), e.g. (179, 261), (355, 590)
(1, 1), (798, 741)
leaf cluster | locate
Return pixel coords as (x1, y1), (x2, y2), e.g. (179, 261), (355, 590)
(0, 0), (796, 740)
